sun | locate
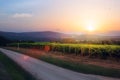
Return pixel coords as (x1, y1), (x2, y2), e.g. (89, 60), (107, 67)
(85, 20), (96, 32)
(87, 24), (95, 32)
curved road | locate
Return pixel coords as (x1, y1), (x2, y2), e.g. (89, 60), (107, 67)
(0, 48), (119, 80)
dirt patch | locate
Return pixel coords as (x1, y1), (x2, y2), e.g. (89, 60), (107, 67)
(47, 52), (120, 69)
(6, 47), (120, 69)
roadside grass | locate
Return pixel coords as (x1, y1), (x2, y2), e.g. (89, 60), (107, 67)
(4, 47), (120, 78)
(0, 52), (36, 80)
(40, 55), (120, 78)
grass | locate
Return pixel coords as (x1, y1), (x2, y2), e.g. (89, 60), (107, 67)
(4, 47), (120, 78)
(40, 55), (120, 78)
(0, 52), (36, 80)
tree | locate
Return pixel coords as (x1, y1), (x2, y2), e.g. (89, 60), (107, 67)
(0, 36), (11, 46)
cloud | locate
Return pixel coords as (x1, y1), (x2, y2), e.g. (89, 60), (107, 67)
(12, 13), (33, 18)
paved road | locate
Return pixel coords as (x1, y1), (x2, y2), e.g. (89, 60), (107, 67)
(0, 48), (119, 80)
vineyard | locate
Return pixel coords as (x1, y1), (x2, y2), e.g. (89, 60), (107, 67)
(9, 42), (120, 60)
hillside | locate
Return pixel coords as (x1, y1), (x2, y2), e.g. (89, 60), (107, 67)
(0, 31), (120, 42)
(0, 31), (70, 41)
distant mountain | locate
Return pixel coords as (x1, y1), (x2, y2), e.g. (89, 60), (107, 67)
(0, 31), (70, 41)
(105, 31), (120, 36)
(0, 31), (120, 41)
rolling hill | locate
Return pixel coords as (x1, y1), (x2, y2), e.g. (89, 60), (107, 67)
(0, 31), (70, 41)
(0, 31), (120, 41)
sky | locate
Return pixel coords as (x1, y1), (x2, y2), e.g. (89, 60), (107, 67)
(0, 0), (120, 33)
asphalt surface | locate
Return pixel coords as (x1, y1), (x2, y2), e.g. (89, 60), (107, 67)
(0, 48), (119, 80)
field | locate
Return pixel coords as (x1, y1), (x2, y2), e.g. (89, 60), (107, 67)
(4, 47), (120, 78)
(9, 42), (120, 60)
(6, 42), (120, 78)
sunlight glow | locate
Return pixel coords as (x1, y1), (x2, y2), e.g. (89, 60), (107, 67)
(86, 20), (96, 32)
(87, 25), (95, 31)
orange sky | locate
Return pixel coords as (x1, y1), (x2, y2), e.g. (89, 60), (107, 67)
(0, 0), (120, 33)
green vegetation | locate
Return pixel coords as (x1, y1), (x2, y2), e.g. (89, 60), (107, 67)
(9, 42), (120, 60)
(0, 52), (36, 80)
(0, 36), (11, 46)
(4, 47), (120, 78)
(40, 55), (120, 78)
